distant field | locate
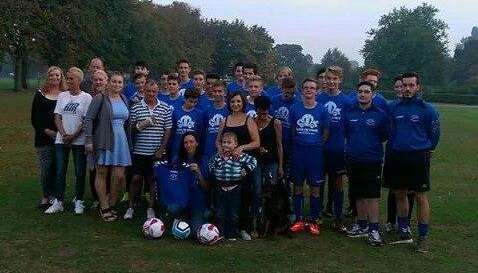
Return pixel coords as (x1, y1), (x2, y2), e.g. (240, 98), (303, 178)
(0, 91), (477, 273)
(0, 78), (40, 91)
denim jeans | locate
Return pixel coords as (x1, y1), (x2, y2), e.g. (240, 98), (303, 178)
(190, 208), (207, 235)
(36, 146), (56, 198)
(216, 185), (241, 239)
(55, 144), (86, 201)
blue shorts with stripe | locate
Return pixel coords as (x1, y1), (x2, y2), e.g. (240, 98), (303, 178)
(291, 144), (325, 187)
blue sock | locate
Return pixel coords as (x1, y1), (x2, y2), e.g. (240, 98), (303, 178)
(358, 219), (368, 230)
(418, 223), (429, 237)
(369, 222), (379, 232)
(309, 195), (320, 221)
(294, 194), (303, 220)
(333, 190), (344, 219)
(397, 216), (409, 233)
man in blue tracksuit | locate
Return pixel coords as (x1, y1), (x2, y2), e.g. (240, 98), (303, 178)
(388, 72), (440, 253)
(344, 81), (389, 246)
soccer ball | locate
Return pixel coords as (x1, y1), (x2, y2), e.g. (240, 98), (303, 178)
(142, 218), (165, 239)
(197, 223), (221, 245)
(172, 220), (191, 239)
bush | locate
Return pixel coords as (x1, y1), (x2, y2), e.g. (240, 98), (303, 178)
(379, 90), (478, 105)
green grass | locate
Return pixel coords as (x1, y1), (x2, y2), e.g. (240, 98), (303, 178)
(1, 91), (477, 273)
(0, 78), (40, 91)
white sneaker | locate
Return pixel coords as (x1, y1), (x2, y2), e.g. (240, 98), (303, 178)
(74, 200), (85, 215)
(240, 230), (252, 241)
(124, 208), (134, 220)
(45, 199), (64, 214)
(146, 208), (155, 219)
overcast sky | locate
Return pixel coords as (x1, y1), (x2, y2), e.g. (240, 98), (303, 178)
(155, 0), (476, 64)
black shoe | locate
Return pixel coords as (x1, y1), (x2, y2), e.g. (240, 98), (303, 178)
(37, 202), (50, 210)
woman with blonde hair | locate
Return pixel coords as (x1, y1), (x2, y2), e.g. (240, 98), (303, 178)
(31, 66), (66, 209)
(85, 72), (131, 222)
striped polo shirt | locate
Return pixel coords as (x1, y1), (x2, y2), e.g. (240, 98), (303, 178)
(130, 99), (172, 155)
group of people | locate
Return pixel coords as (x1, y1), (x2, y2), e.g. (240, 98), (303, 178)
(31, 57), (440, 253)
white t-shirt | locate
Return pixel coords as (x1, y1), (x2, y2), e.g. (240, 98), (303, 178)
(54, 91), (92, 145)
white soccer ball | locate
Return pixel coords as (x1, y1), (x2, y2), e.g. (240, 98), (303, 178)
(172, 220), (191, 239)
(142, 218), (165, 239)
(197, 223), (221, 245)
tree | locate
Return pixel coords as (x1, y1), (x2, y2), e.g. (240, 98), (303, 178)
(361, 3), (449, 88)
(274, 44), (313, 82)
(0, 0), (43, 91)
(452, 27), (478, 93)
(318, 48), (358, 90)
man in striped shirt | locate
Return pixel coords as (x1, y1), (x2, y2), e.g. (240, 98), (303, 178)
(124, 80), (172, 220)
(209, 132), (257, 240)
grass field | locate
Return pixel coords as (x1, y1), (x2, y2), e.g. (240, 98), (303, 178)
(0, 91), (477, 273)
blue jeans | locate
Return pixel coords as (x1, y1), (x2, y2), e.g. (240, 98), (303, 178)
(190, 208), (207, 236)
(55, 144), (86, 201)
(216, 185), (241, 239)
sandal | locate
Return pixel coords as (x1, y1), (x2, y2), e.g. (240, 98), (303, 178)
(99, 208), (117, 222)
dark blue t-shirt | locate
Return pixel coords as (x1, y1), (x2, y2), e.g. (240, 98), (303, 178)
(159, 94), (184, 112)
(154, 163), (194, 209)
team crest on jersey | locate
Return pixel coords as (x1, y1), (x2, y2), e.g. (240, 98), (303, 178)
(324, 101), (341, 122)
(169, 170), (179, 182)
(275, 107), (289, 121)
(177, 115), (195, 132)
(246, 110), (257, 118)
(297, 114), (319, 129)
(410, 115), (420, 122)
(208, 114), (225, 133)
(366, 119), (376, 126)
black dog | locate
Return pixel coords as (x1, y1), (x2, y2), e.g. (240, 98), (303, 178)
(257, 181), (292, 238)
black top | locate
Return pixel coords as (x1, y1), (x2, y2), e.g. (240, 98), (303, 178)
(258, 117), (278, 163)
(31, 90), (58, 147)
(222, 115), (251, 147)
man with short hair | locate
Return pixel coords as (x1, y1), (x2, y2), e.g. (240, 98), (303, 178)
(316, 67), (327, 94)
(130, 73), (148, 106)
(178, 59), (194, 90)
(123, 61), (150, 99)
(316, 66), (352, 231)
(81, 57), (105, 92)
(203, 81), (229, 161)
(159, 73), (184, 112)
(388, 72), (440, 253)
(124, 80), (172, 220)
(350, 68), (388, 112)
(289, 78), (329, 235)
(344, 81), (388, 246)
(227, 62), (246, 94)
(170, 88), (204, 161)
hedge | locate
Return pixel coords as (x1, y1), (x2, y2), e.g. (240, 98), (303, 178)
(379, 91), (478, 105)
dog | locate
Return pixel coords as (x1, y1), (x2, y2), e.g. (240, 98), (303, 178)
(257, 179), (292, 238)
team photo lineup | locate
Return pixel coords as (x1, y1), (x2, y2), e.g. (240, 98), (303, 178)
(31, 57), (440, 252)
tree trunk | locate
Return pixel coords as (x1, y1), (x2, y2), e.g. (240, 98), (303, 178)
(13, 55), (22, 92)
(21, 55), (28, 89)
